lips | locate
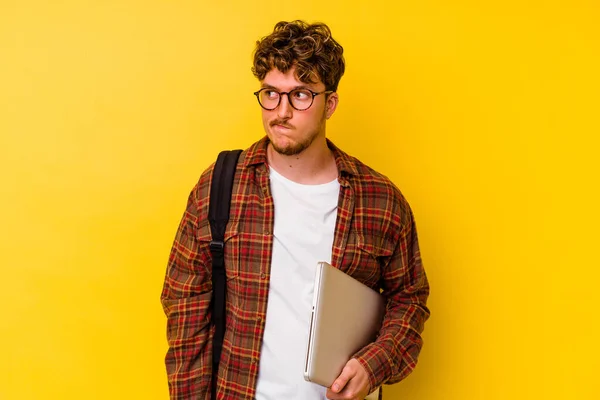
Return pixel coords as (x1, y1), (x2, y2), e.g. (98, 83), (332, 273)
(270, 120), (294, 130)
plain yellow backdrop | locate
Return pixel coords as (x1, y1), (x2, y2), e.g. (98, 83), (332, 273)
(1, 1), (599, 399)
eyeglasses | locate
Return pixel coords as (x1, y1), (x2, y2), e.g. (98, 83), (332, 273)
(253, 88), (333, 111)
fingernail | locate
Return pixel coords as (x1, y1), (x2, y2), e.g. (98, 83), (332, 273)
(333, 384), (339, 392)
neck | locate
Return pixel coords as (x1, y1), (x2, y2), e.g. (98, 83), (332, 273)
(267, 136), (338, 185)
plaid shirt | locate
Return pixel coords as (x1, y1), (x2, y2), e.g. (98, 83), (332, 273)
(161, 137), (430, 399)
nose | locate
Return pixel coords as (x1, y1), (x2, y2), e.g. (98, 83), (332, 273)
(277, 93), (293, 119)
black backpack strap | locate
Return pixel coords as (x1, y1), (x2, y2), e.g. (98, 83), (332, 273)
(208, 149), (242, 400)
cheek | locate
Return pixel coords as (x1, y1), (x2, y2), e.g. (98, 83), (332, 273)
(304, 109), (323, 127)
(261, 110), (271, 126)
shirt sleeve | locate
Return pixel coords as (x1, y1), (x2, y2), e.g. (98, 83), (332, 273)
(160, 182), (213, 400)
(353, 205), (430, 391)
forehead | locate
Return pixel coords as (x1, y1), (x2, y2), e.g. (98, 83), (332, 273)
(261, 67), (324, 89)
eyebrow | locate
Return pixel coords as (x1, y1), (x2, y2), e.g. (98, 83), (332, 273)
(260, 83), (314, 91)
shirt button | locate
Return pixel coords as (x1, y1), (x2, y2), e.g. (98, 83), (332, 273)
(264, 230), (270, 236)
(251, 358), (257, 365)
(256, 316), (262, 322)
(260, 273), (266, 279)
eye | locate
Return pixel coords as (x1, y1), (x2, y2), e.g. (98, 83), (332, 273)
(264, 90), (279, 99)
(292, 90), (310, 100)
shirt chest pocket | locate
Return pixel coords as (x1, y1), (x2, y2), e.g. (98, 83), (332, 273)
(197, 220), (241, 283)
(348, 233), (395, 289)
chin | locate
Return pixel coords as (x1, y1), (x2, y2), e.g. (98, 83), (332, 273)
(267, 128), (317, 156)
(272, 141), (308, 156)
(269, 132), (294, 148)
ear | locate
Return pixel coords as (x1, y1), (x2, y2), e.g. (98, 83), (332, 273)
(325, 92), (339, 119)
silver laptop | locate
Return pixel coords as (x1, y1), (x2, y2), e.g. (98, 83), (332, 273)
(304, 261), (386, 389)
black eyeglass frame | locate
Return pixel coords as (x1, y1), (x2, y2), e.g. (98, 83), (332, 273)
(253, 88), (334, 111)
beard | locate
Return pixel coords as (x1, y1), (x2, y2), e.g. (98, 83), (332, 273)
(269, 111), (326, 156)
(271, 131), (317, 156)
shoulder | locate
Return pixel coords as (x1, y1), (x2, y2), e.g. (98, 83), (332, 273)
(186, 161), (215, 224)
(188, 141), (262, 220)
(336, 147), (414, 231)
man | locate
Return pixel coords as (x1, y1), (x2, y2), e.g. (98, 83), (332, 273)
(161, 20), (430, 400)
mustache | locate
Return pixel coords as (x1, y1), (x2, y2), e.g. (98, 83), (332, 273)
(270, 120), (295, 129)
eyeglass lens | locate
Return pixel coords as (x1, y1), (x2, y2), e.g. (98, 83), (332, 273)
(258, 89), (314, 110)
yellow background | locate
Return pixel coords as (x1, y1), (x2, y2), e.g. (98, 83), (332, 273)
(1, 1), (599, 399)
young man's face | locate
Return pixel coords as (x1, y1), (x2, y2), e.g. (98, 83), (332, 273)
(259, 67), (338, 156)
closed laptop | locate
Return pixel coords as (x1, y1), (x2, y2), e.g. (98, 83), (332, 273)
(304, 261), (386, 389)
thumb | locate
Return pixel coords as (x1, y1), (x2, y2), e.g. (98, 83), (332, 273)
(331, 363), (356, 393)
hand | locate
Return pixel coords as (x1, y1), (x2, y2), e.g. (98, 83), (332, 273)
(326, 358), (371, 400)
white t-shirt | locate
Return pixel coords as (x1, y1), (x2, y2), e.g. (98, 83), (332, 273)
(254, 166), (340, 400)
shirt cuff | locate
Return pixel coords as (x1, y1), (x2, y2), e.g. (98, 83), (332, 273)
(353, 342), (395, 391)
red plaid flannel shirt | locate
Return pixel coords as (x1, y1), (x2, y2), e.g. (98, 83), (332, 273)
(161, 137), (430, 399)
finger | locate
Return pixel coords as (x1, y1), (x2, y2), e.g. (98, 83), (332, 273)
(331, 364), (356, 393)
(325, 387), (338, 399)
(327, 377), (360, 400)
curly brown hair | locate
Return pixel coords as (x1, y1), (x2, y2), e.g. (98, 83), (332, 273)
(252, 20), (345, 92)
